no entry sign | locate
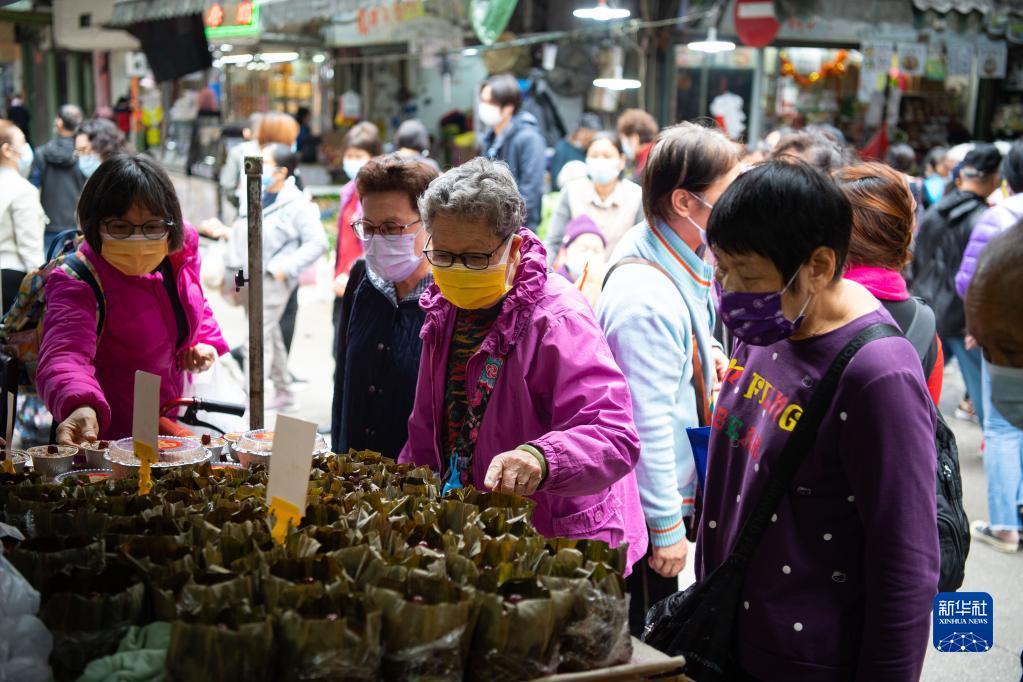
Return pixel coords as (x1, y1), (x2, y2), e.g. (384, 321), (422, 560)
(733, 0), (780, 48)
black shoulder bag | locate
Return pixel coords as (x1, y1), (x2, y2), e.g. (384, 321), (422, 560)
(643, 323), (900, 681)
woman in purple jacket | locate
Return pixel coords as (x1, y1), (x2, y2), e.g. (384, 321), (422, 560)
(956, 140), (1023, 553)
(398, 157), (647, 572)
(702, 162), (939, 680)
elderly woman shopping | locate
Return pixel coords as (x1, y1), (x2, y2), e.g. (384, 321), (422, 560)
(399, 157), (647, 572)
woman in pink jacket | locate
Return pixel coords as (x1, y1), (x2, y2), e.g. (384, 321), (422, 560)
(37, 154), (229, 443)
(399, 157), (647, 572)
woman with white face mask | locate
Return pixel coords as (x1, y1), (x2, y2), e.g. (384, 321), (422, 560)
(0, 118), (45, 310)
(332, 154), (439, 458)
(334, 122), (383, 305)
(543, 132), (644, 266)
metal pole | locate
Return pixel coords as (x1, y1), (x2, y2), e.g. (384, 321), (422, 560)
(244, 156), (264, 430)
(748, 47), (766, 145)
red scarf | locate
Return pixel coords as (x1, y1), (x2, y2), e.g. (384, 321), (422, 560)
(844, 264), (910, 301)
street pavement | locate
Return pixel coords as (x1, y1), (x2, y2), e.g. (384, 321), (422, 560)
(175, 173), (1022, 681)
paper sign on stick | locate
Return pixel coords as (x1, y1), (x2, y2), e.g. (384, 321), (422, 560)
(2, 394), (14, 474)
(132, 371), (160, 495)
(266, 415), (317, 544)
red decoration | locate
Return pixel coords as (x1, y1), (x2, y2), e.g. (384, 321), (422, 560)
(734, 0), (780, 48)
(779, 50), (849, 87)
(236, 0), (253, 25)
(205, 3), (224, 28)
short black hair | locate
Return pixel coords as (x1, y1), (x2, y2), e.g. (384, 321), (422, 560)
(1002, 139), (1023, 193)
(267, 143), (303, 191)
(708, 161), (852, 286)
(484, 74), (522, 112)
(885, 143), (916, 174)
(77, 154), (184, 254)
(77, 117), (130, 161)
(394, 119), (430, 152)
(772, 130), (847, 174)
(586, 130), (622, 155)
(58, 104), (83, 131)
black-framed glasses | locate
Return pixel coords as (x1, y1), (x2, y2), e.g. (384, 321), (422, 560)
(101, 218), (174, 240)
(351, 218), (422, 241)
(423, 235), (509, 270)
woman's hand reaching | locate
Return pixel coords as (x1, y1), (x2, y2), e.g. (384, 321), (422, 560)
(180, 344), (217, 373)
(56, 406), (99, 445)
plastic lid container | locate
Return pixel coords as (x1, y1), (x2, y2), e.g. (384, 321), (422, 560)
(237, 429), (327, 454)
(107, 436), (206, 468)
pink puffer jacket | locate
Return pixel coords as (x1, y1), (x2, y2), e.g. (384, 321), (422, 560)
(37, 227), (229, 439)
(399, 228), (648, 572)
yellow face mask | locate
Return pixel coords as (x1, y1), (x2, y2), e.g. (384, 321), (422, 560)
(101, 236), (169, 276)
(432, 237), (515, 310)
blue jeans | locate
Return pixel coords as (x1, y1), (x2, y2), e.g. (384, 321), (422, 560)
(982, 361), (1023, 530)
(942, 335), (984, 426)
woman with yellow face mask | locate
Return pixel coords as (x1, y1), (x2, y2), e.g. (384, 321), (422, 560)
(399, 157), (649, 577)
(36, 154), (229, 443)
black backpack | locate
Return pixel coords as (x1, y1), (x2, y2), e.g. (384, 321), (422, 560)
(935, 409), (970, 592)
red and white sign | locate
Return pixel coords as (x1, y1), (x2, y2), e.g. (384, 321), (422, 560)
(733, 0), (780, 48)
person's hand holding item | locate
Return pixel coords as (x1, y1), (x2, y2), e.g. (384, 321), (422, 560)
(649, 536), (688, 578)
(180, 344), (217, 373)
(965, 335), (977, 351)
(198, 218), (230, 240)
(484, 450), (543, 496)
(711, 346), (729, 393)
(56, 406), (99, 445)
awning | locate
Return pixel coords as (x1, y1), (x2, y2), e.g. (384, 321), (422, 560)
(911, 0), (999, 13)
(108, 0), (210, 28)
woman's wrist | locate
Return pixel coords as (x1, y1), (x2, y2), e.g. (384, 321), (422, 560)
(516, 443), (548, 482)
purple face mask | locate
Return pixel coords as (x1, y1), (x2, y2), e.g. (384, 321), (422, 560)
(714, 270), (812, 346)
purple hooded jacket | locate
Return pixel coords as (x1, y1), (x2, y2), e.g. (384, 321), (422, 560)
(399, 229), (648, 572)
(955, 193), (1023, 299)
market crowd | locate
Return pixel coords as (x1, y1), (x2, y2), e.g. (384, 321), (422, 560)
(3, 71), (1023, 681)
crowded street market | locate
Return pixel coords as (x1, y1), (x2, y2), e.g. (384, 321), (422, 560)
(0, 0), (1021, 680)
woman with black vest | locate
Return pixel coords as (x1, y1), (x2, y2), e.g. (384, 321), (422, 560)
(331, 155), (439, 457)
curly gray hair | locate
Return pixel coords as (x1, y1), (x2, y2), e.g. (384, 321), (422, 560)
(418, 157), (526, 239)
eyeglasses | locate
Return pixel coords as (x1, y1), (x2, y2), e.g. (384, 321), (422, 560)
(351, 218), (422, 241)
(101, 218), (174, 240)
(423, 235), (509, 270)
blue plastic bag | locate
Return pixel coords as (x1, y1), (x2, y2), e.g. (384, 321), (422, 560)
(686, 426), (711, 492)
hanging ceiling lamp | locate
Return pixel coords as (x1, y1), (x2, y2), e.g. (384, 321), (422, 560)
(687, 27), (736, 54)
(574, 0), (630, 21)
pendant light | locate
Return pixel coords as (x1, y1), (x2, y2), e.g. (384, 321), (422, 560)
(687, 27), (736, 54)
(574, 0), (630, 21)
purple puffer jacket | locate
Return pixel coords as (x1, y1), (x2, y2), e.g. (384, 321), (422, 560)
(955, 193), (1023, 299)
(399, 229), (648, 572)
(38, 227), (230, 439)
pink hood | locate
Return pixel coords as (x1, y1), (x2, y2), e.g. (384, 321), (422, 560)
(38, 227), (229, 439)
(400, 228), (648, 572)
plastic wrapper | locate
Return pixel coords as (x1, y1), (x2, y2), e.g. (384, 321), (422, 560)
(6, 535), (105, 587)
(366, 574), (479, 681)
(0, 615), (53, 682)
(467, 579), (573, 682)
(541, 573), (631, 672)
(165, 617), (275, 682)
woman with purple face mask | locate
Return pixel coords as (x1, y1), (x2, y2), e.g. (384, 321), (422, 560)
(331, 154), (440, 458)
(700, 161), (940, 681)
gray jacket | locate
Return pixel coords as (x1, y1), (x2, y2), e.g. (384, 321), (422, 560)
(226, 179), (328, 280)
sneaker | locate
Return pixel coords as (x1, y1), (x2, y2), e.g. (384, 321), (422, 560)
(954, 399), (978, 424)
(268, 391), (298, 412)
(970, 521), (1020, 554)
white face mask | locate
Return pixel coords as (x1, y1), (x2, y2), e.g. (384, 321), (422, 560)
(988, 363), (1023, 430)
(17, 144), (33, 178)
(621, 137), (635, 161)
(685, 193), (715, 241)
(343, 158), (367, 180)
(586, 158), (620, 186)
(478, 102), (504, 129)
(364, 231), (423, 283)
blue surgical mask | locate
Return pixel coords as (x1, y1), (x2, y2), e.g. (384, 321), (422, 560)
(988, 363), (1023, 430)
(586, 158), (620, 186)
(343, 158), (367, 180)
(78, 154), (101, 178)
(261, 168), (275, 190)
(17, 144), (33, 178)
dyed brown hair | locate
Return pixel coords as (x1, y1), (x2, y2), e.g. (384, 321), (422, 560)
(616, 108), (658, 143)
(641, 122), (738, 226)
(257, 112), (299, 147)
(834, 162), (915, 270)
(356, 153), (440, 213)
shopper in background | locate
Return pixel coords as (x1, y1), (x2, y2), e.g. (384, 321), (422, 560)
(294, 106), (316, 162)
(219, 112), (263, 210)
(76, 118), (131, 168)
(29, 104), (86, 254)
(224, 144), (328, 411)
(550, 112), (601, 190)
(703, 161), (938, 681)
(913, 143), (1002, 426)
(537, 160), (588, 238)
(39, 154), (228, 442)
(334, 122), (383, 303)
(393, 118), (440, 171)
(544, 132), (644, 265)
(836, 162), (944, 403)
(615, 108), (659, 182)
(0, 119), (46, 310)
(772, 129), (847, 174)
(885, 143), (924, 224)
(955, 140), (1023, 553)
(332, 155), (439, 458)
(400, 157), (647, 574)
(596, 122), (740, 636)
(923, 145), (952, 209)
(478, 73), (547, 231)
(550, 214), (607, 307)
